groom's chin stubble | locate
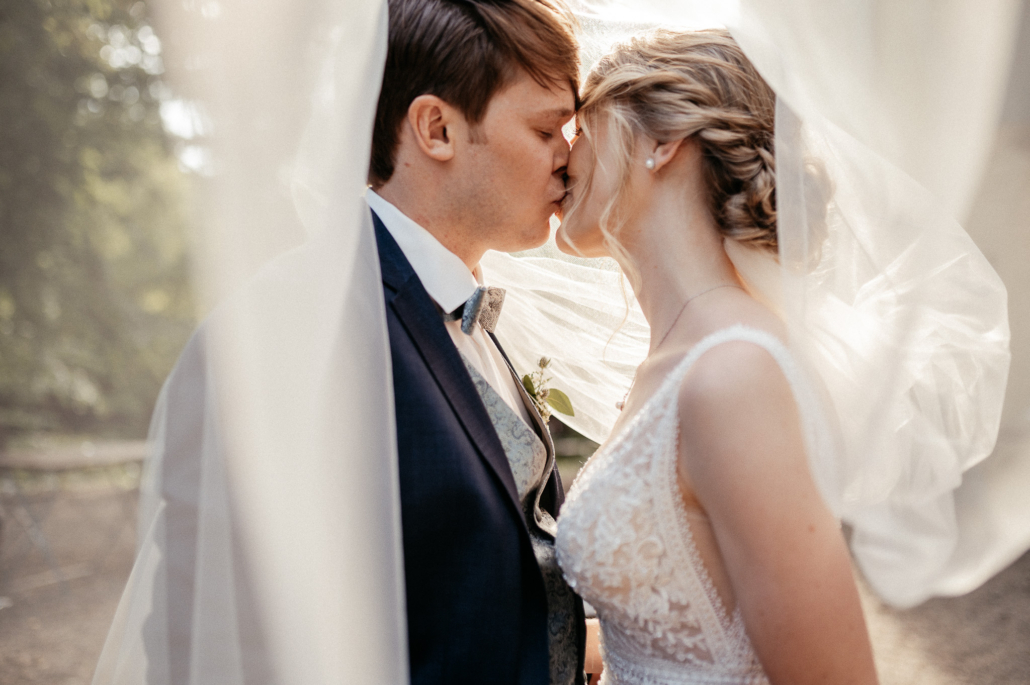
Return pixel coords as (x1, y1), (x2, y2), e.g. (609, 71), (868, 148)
(510, 217), (553, 252)
(522, 220), (553, 251)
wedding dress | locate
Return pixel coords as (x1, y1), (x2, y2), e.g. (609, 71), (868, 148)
(557, 324), (826, 685)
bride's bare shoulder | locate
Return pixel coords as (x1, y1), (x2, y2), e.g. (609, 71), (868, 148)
(673, 319), (804, 476)
(652, 288), (796, 445)
(677, 334), (792, 412)
(673, 292), (790, 393)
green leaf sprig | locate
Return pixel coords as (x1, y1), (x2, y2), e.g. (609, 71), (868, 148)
(521, 357), (574, 422)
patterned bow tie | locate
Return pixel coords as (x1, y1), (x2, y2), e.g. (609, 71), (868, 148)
(443, 286), (506, 335)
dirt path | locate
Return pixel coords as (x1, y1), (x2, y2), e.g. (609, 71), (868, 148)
(861, 553), (1030, 684)
(1, 465), (1027, 684)
(0, 467), (138, 685)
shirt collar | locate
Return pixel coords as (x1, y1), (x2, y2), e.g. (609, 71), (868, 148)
(366, 189), (480, 313)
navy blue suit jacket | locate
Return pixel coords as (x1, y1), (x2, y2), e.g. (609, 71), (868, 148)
(374, 211), (584, 685)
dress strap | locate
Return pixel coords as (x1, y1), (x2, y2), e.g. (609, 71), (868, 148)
(657, 324), (800, 403)
(655, 322), (839, 530)
(649, 325), (822, 665)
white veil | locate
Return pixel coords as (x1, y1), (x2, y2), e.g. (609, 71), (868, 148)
(94, 0), (1022, 682)
(94, 1), (408, 683)
(492, 0), (1016, 608)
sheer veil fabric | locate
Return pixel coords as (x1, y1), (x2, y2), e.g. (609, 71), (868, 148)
(495, 0), (1017, 608)
(94, 0), (1021, 683)
(93, 2), (409, 684)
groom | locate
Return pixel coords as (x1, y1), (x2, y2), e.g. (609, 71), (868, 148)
(367, 1), (585, 683)
(368, 1), (589, 683)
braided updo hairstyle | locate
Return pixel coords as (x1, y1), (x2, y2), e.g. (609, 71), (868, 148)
(574, 29), (781, 254)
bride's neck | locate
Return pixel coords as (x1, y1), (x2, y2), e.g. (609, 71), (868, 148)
(616, 188), (740, 353)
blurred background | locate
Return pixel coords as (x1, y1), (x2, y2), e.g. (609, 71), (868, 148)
(0, 0), (1028, 683)
(0, 0), (195, 681)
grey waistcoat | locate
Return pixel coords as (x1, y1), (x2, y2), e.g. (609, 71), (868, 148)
(460, 355), (580, 685)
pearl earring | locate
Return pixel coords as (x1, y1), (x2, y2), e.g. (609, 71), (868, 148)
(645, 157), (656, 170)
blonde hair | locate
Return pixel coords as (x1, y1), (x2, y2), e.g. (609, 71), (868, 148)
(566, 29), (781, 268)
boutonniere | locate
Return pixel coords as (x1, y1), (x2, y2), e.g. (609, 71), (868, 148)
(521, 357), (575, 423)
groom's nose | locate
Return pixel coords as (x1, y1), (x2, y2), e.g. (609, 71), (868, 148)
(553, 138), (571, 174)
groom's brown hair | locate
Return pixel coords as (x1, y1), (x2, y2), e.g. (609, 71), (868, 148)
(369, 0), (580, 188)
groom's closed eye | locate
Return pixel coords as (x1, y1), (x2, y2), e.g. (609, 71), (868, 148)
(531, 108), (575, 133)
(535, 120), (570, 139)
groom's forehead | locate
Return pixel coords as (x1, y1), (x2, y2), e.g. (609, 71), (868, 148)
(498, 73), (576, 120)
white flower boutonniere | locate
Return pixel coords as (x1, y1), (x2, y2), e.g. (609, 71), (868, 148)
(521, 357), (575, 423)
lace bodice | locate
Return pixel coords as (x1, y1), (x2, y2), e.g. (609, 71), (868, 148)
(557, 326), (816, 685)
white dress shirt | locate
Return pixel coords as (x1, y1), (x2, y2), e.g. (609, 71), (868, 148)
(367, 189), (533, 427)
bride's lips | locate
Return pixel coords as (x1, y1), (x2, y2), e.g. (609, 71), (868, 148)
(553, 191), (570, 220)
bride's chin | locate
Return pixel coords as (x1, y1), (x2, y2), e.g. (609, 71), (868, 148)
(555, 224), (579, 256)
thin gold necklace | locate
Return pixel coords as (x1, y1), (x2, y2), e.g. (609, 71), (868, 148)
(652, 283), (743, 352)
(616, 283), (743, 411)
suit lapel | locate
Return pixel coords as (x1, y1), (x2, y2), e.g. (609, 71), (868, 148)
(374, 212), (524, 519)
(489, 332), (565, 521)
(489, 334), (556, 463)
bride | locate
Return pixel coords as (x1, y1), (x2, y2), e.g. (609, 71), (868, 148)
(554, 29), (878, 684)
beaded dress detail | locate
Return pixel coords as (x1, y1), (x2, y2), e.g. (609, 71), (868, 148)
(557, 326), (818, 685)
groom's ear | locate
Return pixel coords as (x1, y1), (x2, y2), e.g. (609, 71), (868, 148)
(407, 95), (457, 163)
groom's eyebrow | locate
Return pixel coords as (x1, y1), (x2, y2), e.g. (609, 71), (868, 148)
(535, 106), (576, 125)
(536, 107), (576, 122)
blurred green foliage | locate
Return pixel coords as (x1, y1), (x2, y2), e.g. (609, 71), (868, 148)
(0, 0), (194, 445)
